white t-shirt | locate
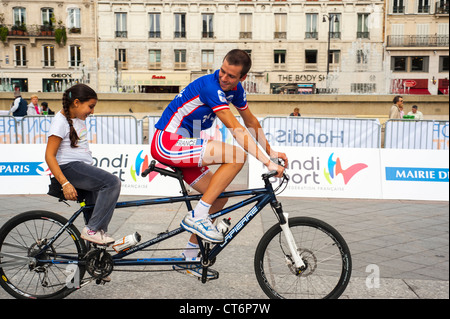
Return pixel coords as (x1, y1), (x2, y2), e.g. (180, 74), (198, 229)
(48, 111), (93, 165)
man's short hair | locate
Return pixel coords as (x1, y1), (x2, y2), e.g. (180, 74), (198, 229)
(412, 105), (418, 109)
(224, 49), (252, 78)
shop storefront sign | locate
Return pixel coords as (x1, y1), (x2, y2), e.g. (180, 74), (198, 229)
(276, 74), (326, 82)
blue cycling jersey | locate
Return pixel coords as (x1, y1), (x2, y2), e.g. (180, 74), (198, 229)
(155, 69), (248, 137)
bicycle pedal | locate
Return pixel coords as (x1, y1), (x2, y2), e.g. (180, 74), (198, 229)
(95, 276), (111, 285)
(199, 268), (219, 283)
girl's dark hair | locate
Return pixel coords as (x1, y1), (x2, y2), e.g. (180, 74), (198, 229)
(62, 84), (97, 148)
(224, 49), (252, 78)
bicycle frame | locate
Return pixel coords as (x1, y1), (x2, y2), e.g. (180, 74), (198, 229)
(37, 168), (286, 272)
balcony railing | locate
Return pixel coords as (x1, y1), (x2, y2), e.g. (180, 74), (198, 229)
(202, 31), (214, 38)
(329, 31), (341, 39)
(417, 5), (431, 13)
(357, 31), (370, 39)
(239, 32), (252, 39)
(115, 31), (127, 38)
(305, 32), (318, 39)
(435, 2), (450, 14)
(148, 31), (161, 38)
(274, 32), (287, 39)
(174, 31), (186, 38)
(387, 35), (449, 47)
(392, 6), (405, 13)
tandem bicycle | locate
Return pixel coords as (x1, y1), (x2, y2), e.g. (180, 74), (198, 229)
(0, 160), (352, 299)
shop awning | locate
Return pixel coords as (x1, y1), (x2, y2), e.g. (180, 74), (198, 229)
(438, 88), (449, 95)
(395, 88), (431, 95)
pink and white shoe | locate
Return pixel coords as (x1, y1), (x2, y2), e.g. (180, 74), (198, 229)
(81, 227), (115, 245)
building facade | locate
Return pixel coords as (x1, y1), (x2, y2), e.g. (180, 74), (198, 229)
(385, 0), (449, 95)
(0, 0), (448, 95)
(0, 0), (97, 93)
(96, 0), (386, 95)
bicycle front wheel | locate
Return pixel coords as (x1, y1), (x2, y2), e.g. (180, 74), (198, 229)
(0, 211), (87, 299)
(254, 217), (351, 299)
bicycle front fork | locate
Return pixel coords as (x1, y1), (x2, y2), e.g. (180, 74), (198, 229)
(271, 201), (306, 272)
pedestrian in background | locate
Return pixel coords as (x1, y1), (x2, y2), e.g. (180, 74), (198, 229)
(407, 105), (424, 120)
(389, 95), (403, 119)
(10, 90), (28, 117)
(27, 94), (42, 115)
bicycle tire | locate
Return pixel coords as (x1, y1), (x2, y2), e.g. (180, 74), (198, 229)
(254, 216), (351, 299)
(0, 210), (87, 299)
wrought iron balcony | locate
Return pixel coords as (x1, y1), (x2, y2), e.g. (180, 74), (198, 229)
(387, 35), (449, 47)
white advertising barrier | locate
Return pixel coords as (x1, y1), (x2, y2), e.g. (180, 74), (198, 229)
(262, 117), (381, 148)
(380, 149), (449, 201)
(0, 115), (141, 145)
(384, 120), (449, 150)
(0, 144), (180, 196)
(249, 147), (383, 199)
(249, 147), (449, 201)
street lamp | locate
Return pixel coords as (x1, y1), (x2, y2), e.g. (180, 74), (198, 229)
(322, 14), (339, 79)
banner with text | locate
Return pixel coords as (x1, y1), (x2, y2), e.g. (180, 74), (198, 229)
(0, 144), (180, 196)
(249, 147), (448, 201)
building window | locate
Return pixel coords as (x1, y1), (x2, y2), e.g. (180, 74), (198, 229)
(115, 48), (127, 69)
(305, 50), (317, 63)
(391, 56), (407, 72)
(41, 8), (54, 28)
(274, 50), (286, 69)
(305, 50), (317, 70)
(174, 49), (186, 69)
(202, 50), (214, 70)
(356, 50), (369, 71)
(148, 49), (161, 69)
(329, 50), (340, 66)
(351, 83), (376, 93)
(274, 13), (287, 39)
(115, 13), (127, 38)
(329, 13), (341, 39)
(392, 0), (405, 13)
(13, 7), (26, 25)
(174, 13), (186, 38)
(240, 13), (252, 39)
(15, 45), (27, 67)
(411, 56), (429, 72)
(69, 45), (81, 67)
(305, 14), (318, 39)
(356, 50), (368, 64)
(439, 56), (449, 72)
(202, 14), (214, 38)
(43, 45), (55, 67)
(149, 13), (161, 38)
(417, 0), (431, 13)
(357, 14), (370, 39)
(68, 8), (81, 31)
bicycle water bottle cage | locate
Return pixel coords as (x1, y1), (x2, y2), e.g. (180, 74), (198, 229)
(47, 177), (88, 204)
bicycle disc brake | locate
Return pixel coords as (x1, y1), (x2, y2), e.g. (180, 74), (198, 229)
(84, 248), (113, 280)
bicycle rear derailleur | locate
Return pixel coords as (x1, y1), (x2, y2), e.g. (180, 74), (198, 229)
(83, 247), (113, 284)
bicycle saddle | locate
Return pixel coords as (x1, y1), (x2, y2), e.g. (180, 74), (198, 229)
(47, 176), (89, 203)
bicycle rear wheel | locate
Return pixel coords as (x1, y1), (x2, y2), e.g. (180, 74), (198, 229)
(254, 217), (351, 299)
(0, 211), (87, 299)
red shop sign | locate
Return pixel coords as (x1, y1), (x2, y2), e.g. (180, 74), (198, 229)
(403, 80), (417, 88)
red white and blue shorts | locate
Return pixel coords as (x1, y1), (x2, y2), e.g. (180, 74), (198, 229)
(150, 129), (210, 186)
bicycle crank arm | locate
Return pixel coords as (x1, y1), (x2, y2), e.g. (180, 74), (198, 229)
(279, 213), (306, 271)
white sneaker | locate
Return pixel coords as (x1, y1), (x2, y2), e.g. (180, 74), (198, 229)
(173, 257), (217, 280)
(81, 227), (115, 245)
(180, 212), (224, 243)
